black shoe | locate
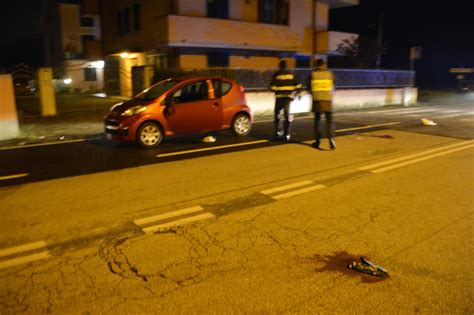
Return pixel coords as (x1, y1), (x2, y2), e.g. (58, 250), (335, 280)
(311, 140), (320, 149)
(329, 138), (336, 150)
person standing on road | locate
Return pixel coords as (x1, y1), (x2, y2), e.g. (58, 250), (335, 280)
(270, 60), (302, 141)
(309, 59), (336, 150)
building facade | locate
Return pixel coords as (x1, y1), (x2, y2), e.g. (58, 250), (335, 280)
(100, 0), (358, 96)
(57, 0), (104, 92)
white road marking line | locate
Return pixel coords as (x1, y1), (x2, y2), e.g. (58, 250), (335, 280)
(334, 122), (401, 133)
(157, 140), (269, 157)
(260, 180), (314, 195)
(370, 143), (474, 173)
(0, 173), (29, 181)
(382, 109), (439, 115)
(272, 184), (326, 200)
(0, 240), (47, 258)
(346, 108), (435, 115)
(429, 112), (472, 119)
(142, 213), (215, 234)
(359, 140), (473, 171)
(134, 206), (204, 226)
(0, 251), (50, 270)
(0, 139), (85, 151)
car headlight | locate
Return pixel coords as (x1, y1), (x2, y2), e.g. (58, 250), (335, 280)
(121, 106), (147, 116)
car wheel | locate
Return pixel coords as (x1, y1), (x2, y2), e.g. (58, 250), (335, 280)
(231, 113), (251, 137)
(137, 122), (163, 148)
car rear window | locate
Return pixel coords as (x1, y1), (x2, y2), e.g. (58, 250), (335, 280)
(212, 79), (233, 98)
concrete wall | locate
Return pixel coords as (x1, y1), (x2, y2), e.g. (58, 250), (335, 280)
(245, 88), (418, 116)
(0, 75), (20, 140)
(63, 60), (105, 92)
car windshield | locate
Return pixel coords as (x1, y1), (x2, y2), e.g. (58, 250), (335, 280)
(135, 80), (178, 101)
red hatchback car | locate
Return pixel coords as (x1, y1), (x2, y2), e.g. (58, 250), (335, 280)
(104, 77), (253, 148)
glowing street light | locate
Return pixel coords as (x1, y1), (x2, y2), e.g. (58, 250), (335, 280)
(91, 60), (105, 69)
(120, 52), (129, 59)
(63, 78), (72, 85)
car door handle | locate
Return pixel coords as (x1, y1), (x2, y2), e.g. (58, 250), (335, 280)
(212, 102), (219, 107)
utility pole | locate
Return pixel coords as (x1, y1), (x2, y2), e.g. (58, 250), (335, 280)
(311, 0), (317, 69)
(375, 10), (384, 69)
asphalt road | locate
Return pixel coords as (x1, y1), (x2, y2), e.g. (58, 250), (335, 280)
(1, 97), (472, 187)
(0, 95), (473, 313)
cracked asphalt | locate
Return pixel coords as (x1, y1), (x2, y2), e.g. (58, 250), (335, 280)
(0, 129), (473, 313)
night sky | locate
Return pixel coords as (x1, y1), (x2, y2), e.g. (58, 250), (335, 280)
(330, 0), (474, 88)
(1, 0), (473, 88)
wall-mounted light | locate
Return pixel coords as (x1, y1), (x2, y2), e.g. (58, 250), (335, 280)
(91, 60), (105, 69)
(120, 52), (129, 59)
(64, 78), (72, 85)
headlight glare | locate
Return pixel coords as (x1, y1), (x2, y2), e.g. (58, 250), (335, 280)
(121, 105), (147, 116)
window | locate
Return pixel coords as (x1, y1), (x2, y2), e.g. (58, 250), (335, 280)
(84, 68), (97, 81)
(80, 16), (95, 27)
(212, 79), (232, 98)
(117, 8), (131, 35)
(172, 81), (208, 103)
(133, 3), (141, 31)
(81, 34), (95, 42)
(207, 0), (229, 19)
(258, 0), (289, 25)
(207, 52), (229, 67)
(135, 80), (177, 101)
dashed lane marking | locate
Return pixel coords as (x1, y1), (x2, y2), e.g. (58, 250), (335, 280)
(369, 143), (474, 173)
(333, 122), (401, 133)
(0, 240), (50, 270)
(0, 240), (47, 258)
(0, 173), (29, 181)
(0, 252), (50, 270)
(156, 140), (269, 158)
(260, 180), (314, 195)
(272, 184), (327, 200)
(359, 140), (473, 172)
(134, 206), (204, 226)
(142, 213), (215, 234)
(0, 139), (85, 151)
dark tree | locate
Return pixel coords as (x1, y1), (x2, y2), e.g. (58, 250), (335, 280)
(331, 35), (382, 69)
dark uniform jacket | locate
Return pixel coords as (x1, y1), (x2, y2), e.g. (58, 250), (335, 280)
(270, 70), (302, 100)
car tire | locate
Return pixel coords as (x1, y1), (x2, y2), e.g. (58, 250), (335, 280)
(231, 113), (251, 137)
(137, 121), (163, 148)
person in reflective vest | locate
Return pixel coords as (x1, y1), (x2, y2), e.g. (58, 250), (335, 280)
(270, 60), (302, 141)
(308, 59), (336, 150)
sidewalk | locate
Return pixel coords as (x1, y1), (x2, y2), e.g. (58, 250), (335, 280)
(0, 111), (106, 148)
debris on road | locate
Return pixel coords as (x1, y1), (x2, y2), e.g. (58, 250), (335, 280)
(348, 257), (389, 277)
(421, 118), (437, 126)
(203, 136), (217, 143)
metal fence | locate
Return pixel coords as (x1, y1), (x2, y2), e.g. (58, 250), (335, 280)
(152, 68), (415, 91)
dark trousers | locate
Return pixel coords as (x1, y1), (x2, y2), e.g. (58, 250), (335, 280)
(274, 98), (293, 136)
(314, 111), (333, 141)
